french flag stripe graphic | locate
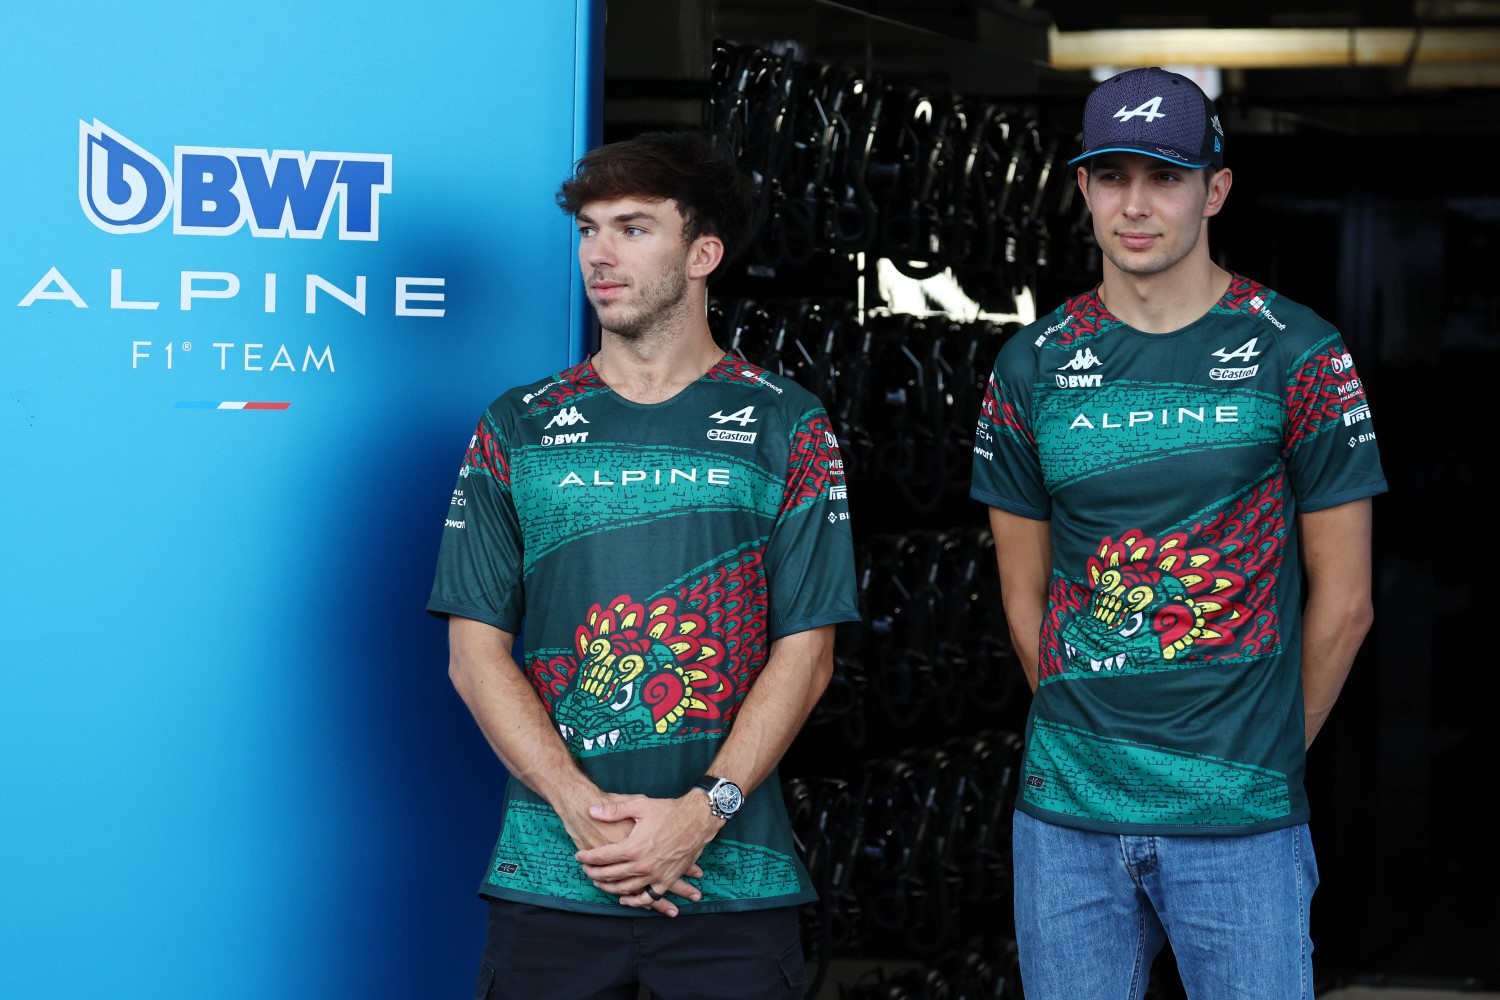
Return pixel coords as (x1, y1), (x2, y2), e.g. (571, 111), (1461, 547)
(175, 401), (291, 410)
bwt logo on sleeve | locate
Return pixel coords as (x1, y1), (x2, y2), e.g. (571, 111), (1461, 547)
(79, 119), (392, 240)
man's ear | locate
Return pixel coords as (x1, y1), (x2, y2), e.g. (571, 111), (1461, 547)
(1203, 167), (1233, 219)
(686, 235), (725, 279)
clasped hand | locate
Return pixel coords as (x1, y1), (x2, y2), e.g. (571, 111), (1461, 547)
(573, 792), (718, 917)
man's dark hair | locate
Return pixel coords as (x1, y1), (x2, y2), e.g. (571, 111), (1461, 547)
(556, 130), (756, 272)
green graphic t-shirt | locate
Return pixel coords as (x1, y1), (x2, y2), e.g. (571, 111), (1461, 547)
(970, 276), (1388, 836)
(428, 353), (859, 913)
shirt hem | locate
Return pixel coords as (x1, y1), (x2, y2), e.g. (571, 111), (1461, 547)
(770, 609), (861, 641)
(1297, 480), (1389, 514)
(969, 490), (1049, 520)
(1016, 799), (1309, 837)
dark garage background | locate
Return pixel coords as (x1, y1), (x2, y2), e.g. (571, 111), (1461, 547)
(601, 1), (1498, 993)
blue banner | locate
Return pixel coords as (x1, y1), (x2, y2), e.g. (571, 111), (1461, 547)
(1, 2), (600, 996)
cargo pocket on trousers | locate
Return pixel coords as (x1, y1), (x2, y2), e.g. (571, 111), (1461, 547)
(474, 959), (496, 1000)
(776, 940), (807, 999)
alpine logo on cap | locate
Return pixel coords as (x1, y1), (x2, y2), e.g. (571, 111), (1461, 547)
(1115, 98), (1166, 123)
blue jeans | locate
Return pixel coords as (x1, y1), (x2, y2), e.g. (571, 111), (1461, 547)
(1011, 809), (1319, 1000)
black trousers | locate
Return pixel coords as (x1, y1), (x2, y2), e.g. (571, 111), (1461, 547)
(474, 898), (806, 1000)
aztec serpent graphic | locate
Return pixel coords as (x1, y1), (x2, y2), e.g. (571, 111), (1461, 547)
(1044, 474), (1285, 682)
(531, 547), (768, 754)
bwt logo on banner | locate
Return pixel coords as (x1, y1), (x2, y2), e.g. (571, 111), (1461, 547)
(79, 119), (392, 240)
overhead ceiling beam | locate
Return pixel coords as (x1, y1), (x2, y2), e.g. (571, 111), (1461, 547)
(1050, 26), (1500, 71)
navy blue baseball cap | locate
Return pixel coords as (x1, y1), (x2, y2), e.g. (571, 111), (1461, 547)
(1069, 67), (1224, 169)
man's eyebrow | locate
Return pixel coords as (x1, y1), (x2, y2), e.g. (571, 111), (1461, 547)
(576, 209), (660, 226)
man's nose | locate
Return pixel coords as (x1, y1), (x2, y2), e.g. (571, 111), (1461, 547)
(1122, 179), (1151, 217)
(585, 232), (616, 266)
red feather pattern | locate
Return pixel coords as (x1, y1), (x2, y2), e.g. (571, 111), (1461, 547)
(524, 653), (575, 712)
(464, 419), (509, 486)
(678, 549), (769, 728)
(1039, 581), (1087, 682)
(1051, 290), (1113, 348)
(1218, 273), (1262, 312)
(571, 594), (736, 730)
(521, 359), (608, 417)
(706, 356), (774, 387)
(979, 374), (1036, 447)
(781, 414), (841, 516)
(1182, 473), (1285, 655)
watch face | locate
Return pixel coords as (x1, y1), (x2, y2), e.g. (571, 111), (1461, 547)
(713, 781), (743, 816)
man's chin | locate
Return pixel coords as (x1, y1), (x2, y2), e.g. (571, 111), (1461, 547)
(1106, 252), (1171, 278)
(596, 313), (646, 340)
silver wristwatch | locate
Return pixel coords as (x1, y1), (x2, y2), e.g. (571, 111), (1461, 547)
(693, 774), (743, 820)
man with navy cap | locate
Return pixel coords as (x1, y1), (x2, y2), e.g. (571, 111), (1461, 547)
(971, 67), (1387, 998)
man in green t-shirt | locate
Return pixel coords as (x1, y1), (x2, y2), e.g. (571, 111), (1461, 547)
(971, 67), (1387, 999)
(428, 129), (859, 999)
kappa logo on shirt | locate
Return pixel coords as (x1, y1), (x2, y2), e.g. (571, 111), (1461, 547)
(545, 405), (589, 429)
(1055, 347), (1103, 388)
(1058, 348), (1102, 372)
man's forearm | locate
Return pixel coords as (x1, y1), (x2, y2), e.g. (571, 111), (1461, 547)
(1297, 500), (1376, 748)
(1301, 592), (1374, 747)
(988, 507), (1051, 693)
(447, 616), (598, 808)
(701, 625), (835, 795)
(1005, 606), (1044, 693)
